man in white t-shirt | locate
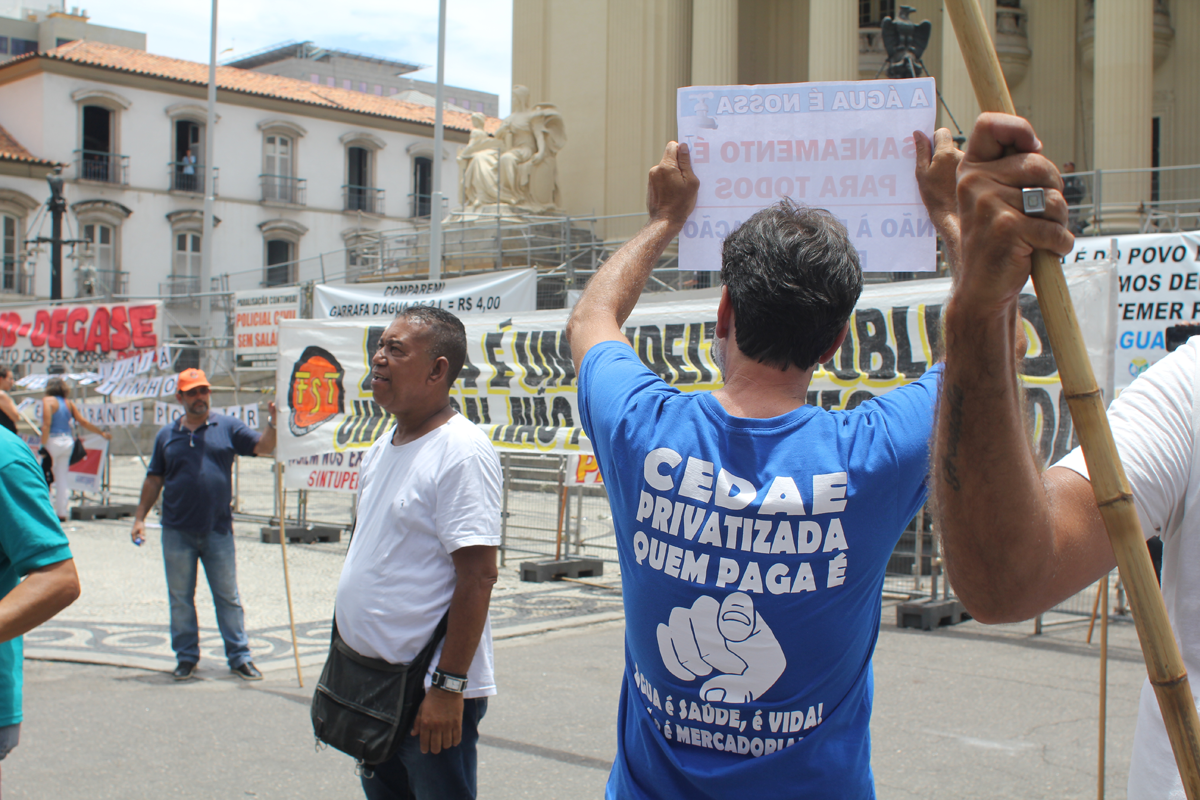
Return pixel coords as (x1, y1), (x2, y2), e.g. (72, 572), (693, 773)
(933, 112), (1196, 798)
(335, 305), (501, 800)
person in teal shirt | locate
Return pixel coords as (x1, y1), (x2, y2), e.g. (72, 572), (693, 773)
(0, 426), (81, 789)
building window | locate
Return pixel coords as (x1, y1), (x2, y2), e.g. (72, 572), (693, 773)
(342, 79), (351, 90)
(2, 214), (20, 293)
(173, 232), (202, 285)
(83, 224), (115, 271)
(263, 134), (295, 202)
(80, 104), (116, 182)
(389, 87), (399, 95)
(171, 119), (205, 193)
(326, 76), (335, 87)
(56, 37), (75, 47)
(265, 239), (293, 286)
(373, 85), (382, 95)
(413, 156), (432, 218)
(358, 82), (367, 93)
(311, 73), (320, 83)
(11, 38), (37, 56)
(475, 102), (484, 112)
(0, 38), (8, 55)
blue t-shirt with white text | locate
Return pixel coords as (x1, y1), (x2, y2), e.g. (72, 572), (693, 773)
(578, 342), (942, 800)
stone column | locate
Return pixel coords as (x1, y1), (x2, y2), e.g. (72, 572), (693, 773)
(1093, 0), (1153, 233)
(807, 0), (857, 82)
(938, 0), (994, 138)
(691, 0), (738, 85)
(511, 0), (547, 103)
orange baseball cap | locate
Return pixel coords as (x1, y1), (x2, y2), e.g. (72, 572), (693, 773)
(177, 368), (211, 393)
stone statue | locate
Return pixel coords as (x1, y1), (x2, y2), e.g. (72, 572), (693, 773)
(458, 112), (501, 210)
(494, 85), (566, 212)
(881, 5), (932, 80)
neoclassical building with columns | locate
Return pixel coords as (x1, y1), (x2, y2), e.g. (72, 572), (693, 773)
(514, 0), (1197, 235)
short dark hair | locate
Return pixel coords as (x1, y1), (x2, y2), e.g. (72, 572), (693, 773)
(45, 377), (69, 397)
(0, 366), (9, 380)
(397, 305), (467, 385)
(720, 200), (863, 371)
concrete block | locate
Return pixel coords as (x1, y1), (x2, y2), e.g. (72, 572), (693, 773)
(896, 598), (971, 631)
(260, 525), (343, 544)
(519, 558), (604, 583)
(71, 504), (138, 521)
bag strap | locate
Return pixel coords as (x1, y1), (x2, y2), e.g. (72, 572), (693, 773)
(330, 609), (451, 667)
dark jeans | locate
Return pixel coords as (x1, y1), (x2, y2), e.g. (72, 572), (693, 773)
(361, 697), (488, 800)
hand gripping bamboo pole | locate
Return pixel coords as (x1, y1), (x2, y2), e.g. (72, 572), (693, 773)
(943, 1), (1200, 795)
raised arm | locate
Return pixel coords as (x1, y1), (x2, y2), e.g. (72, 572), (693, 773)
(566, 141), (700, 373)
(934, 113), (1111, 623)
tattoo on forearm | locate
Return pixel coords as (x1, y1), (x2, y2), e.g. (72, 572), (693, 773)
(941, 383), (964, 492)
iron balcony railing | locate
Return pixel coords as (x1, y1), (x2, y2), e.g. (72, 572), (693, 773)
(344, 184), (385, 215)
(1063, 163), (1200, 234)
(1, 257), (32, 295)
(260, 174), (307, 205)
(159, 275), (201, 306)
(74, 150), (129, 185)
(74, 267), (128, 298)
(410, 191), (432, 219)
(168, 162), (218, 195)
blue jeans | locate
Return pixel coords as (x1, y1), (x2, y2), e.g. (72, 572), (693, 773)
(361, 697), (488, 800)
(161, 526), (251, 668)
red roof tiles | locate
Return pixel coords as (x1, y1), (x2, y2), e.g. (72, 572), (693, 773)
(6, 41), (499, 134)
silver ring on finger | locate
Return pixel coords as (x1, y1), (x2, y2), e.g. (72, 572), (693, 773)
(1021, 187), (1047, 218)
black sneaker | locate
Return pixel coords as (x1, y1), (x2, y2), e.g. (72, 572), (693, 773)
(172, 662), (197, 681)
(232, 662), (263, 681)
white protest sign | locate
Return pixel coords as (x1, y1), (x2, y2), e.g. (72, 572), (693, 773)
(677, 79), (937, 272)
(1066, 231), (1200, 390)
(313, 268), (538, 321)
(235, 287), (302, 371)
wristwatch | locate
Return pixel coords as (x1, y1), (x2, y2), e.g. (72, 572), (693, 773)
(430, 667), (468, 694)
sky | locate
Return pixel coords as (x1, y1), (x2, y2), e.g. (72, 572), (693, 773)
(79, 0), (515, 116)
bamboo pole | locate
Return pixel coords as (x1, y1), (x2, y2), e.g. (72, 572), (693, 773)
(943, 2), (1200, 795)
(276, 462), (304, 687)
(1087, 579), (1102, 645)
(1099, 572), (1109, 800)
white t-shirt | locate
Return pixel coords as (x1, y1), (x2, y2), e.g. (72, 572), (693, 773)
(1056, 340), (1200, 800)
(335, 413), (502, 699)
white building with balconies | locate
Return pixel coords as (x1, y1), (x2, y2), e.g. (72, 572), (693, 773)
(0, 39), (487, 339)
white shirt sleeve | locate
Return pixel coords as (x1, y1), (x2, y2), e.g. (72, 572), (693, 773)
(1053, 341), (1197, 540)
(434, 438), (502, 553)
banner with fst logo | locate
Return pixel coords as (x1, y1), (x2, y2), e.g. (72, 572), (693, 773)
(1065, 231), (1200, 389)
(676, 79), (937, 273)
(0, 302), (162, 370)
(275, 262), (1116, 492)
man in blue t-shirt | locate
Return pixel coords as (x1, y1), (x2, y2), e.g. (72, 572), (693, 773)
(131, 369), (277, 682)
(0, 427), (81, 791)
(566, 131), (960, 799)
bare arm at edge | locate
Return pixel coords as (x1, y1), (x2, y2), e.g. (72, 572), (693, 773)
(410, 544), (498, 755)
(0, 558), (80, 644)
(933, 113), (1111, 623)
(566, 141), (700, 374)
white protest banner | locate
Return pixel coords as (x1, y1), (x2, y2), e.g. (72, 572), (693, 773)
(154, 401), (184, 426)
(276, 263), (1114, 491)
(78, 401), (144, 428)
(677, 79), (937, 273)
(313, 268), (538, 321)
(235, 287), (302, 371)
(1066, 231), (1200, 390)
(0, 301), (162, 370)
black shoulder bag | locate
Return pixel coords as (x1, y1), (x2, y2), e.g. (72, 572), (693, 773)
(68, 402), (87, 466)
(311, 611), (450, 766)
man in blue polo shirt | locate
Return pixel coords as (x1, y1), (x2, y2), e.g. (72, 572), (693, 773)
(0, 426), (80, 792)
(131, 368), (276, 681)
(566, 132), (959, 799)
